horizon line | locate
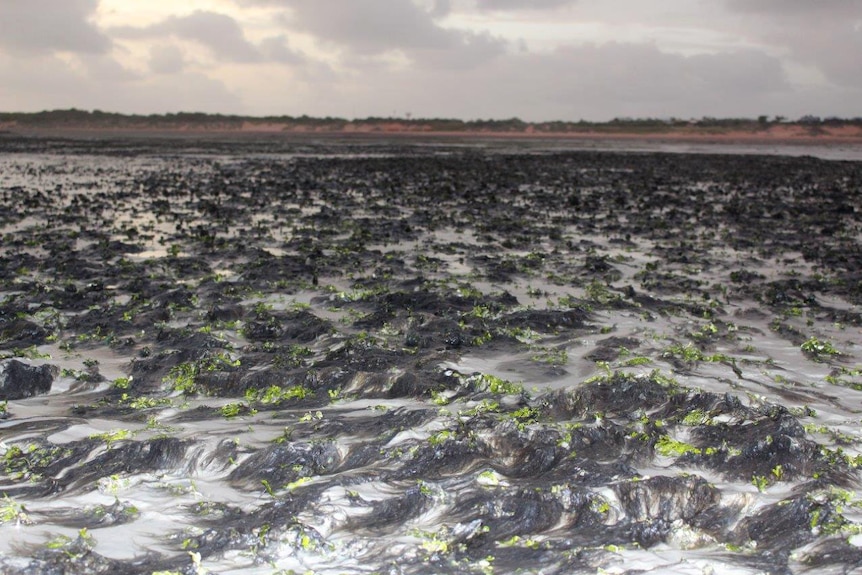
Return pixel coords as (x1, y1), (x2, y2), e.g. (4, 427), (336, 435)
(2, 109), (861, 126)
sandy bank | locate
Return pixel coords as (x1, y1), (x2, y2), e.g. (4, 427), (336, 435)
(3, 121), (862, 145)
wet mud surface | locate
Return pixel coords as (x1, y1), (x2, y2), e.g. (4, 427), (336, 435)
(1, 136), (862, 574)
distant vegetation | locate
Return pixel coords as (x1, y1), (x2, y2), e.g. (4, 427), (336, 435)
(1, 108), (861, 134)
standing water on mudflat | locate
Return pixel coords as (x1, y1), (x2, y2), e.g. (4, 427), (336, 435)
(1, 136), (862, 574)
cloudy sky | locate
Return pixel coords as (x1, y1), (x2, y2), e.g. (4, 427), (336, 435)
(0, 0), (859, 121)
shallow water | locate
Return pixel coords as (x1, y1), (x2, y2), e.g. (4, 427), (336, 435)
(1, 136), (862, 574)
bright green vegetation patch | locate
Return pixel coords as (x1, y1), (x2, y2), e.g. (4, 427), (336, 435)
(3, 443), (74, 481)
(467, 305), (494, 320)
(477, 469), (504, 487)
(751, 475), (769, 493)
(163, 362), (198, 395)
(285, 476), (313, 491)
(508, 406), (540, 429)
(46, 528), (95, 551)
(583, 369), (680, 396)
(220, 402), (254, 418)
(112, 377), (132, 390)
(807, 504), (860, 536)
(0, 494), (30, 525)
(468, 373), (524, 395)
(272, 344), (313, 368)
(497, 535), (541, 550)
(823, 367), (862, 391)
(689, 322), (718, 340)
(681, 409), (712, 426)
(89, 429), (134, 446)
(245, 384), (311, 405)
(654, 435), (715, 458)
(119, 394), (172, 410)
(803, 422), (857, 444)
(506, 326), (541, 344)
(819, 446), (862, 469)
(584, 280), (620, 305)
(470, 330), (494, 346)
(3, 345), (51, 360)
(163, 353), (241, 395)
(331, 286), (389, 303)
(531, 347), (568, 365)
(459, 400), (500, 417)
(428, 430), (456, 446)
(801, 337), (841, 358)
(622, 356), (652, 367)
(662, 343), (732, 364)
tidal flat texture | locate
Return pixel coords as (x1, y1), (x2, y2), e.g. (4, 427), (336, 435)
(1, 136), (862, 574)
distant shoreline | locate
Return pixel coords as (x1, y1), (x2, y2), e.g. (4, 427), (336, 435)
(2, 111), (862, 145)
(4, 124), (862, 145)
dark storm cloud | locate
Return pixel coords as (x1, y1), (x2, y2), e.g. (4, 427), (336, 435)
(0, 0), (110, 55)
(113, 11), (263, 63)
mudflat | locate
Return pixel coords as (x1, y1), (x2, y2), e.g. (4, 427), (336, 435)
(1, 134), (862, 574)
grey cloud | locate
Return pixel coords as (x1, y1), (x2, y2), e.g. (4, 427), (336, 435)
(412, 30), (507, 70)
(149, 45), (186, 75)
(726, 0), (859, 16)
(232, 0), (289, 5)
(431, 0), (452, 17)
(0, 0), (110, 55)
(123, 73), (243, 114)
(259, 36), (306, 65)
(0, 52), (241, 113)
(474, 0), (577, 11)
(685, 50), (787, 94)
(724, 0), (862, 88)
(524, 44), (787, 112)
(85, 54), (139, 83)
(285, 0), (454, 53)
(299, 42), (793, 121)
(4, 0), (854, 122)
(113, 11), (263, 63)
(797, 26), (862, 88)
(273, 0), (507, 69)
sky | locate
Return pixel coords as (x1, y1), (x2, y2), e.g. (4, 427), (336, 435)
(0, 0), (859, 122)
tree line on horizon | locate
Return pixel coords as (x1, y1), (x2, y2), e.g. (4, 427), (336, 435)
(1, 108), (860, 132)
